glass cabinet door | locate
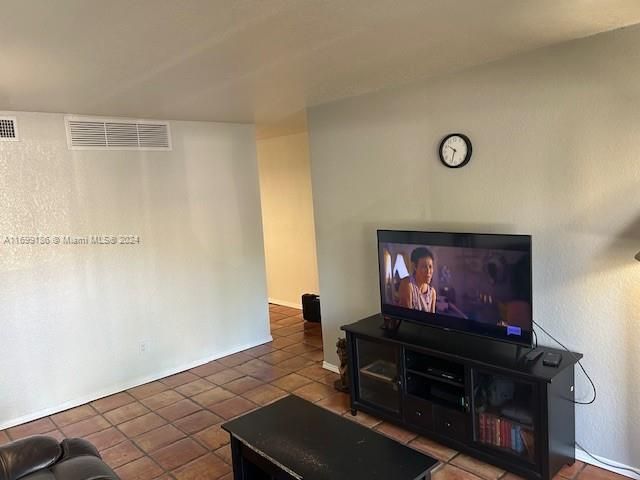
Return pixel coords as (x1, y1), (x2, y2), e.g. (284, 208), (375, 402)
(472, 369), (538, 464)
(356, 338), (401, 414)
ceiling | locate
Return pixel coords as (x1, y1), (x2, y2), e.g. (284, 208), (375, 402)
(2, 0), (640, 125)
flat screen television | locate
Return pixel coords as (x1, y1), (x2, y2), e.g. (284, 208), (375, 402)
(378, 230), (533, 346)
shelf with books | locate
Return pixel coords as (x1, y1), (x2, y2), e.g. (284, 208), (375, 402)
(405, 368), (465, 389)
(477, 411), (535, 463)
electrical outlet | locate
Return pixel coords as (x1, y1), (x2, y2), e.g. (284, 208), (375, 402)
(140, 341), (149, 353)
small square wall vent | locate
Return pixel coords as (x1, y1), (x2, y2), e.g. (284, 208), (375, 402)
(65, 115), (171, 151)
(0, 116), (19, 141)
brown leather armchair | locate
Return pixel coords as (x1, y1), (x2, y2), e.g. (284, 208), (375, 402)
(0, 435), (119, 480)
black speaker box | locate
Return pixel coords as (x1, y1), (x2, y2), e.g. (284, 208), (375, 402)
(301, 294), (321, 323)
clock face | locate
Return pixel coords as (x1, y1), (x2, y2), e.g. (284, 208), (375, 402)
(439, 134), (472, 168)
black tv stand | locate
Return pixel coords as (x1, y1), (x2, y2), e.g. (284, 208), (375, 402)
(342, 314), (583, 480)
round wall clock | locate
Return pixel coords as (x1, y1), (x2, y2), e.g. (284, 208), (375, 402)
(439, 133), (472, 168)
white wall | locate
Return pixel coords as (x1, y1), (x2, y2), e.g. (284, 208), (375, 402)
(308, 26), (640, 471)
(257, 131), (319, 308)
(0, 112), (270, 429)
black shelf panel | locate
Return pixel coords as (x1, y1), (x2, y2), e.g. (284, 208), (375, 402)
(406, 368), (465, 389)
(406, 392), (466, 412)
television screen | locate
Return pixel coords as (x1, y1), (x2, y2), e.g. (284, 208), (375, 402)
(378, 230), (532, 346)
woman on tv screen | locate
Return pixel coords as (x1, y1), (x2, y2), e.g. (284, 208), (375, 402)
(398, 247), (437, 313)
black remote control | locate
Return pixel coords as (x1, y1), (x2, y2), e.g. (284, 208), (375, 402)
(524, 349), (543, 363)
(543, 352), (562, 367)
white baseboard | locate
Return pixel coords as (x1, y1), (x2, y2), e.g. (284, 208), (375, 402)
(576, 447), (639, 480)
(322, 361), (339, 374)
(0, 336), (273, 431)
(268, 298), (302, 309)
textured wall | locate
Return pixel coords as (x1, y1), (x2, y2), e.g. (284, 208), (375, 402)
(0, 112), (269, 428)
(257, 131), (319, 307)
(308, 26), (640, 469)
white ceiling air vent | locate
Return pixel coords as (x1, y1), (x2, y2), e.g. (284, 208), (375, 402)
(65, 116), (171, 151)
(0, 116), (19, 141)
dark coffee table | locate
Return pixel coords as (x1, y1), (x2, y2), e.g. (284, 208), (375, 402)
(222, 395), (439, 480)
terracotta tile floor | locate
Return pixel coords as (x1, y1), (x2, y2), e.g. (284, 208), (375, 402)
(0, 304), (624, 480)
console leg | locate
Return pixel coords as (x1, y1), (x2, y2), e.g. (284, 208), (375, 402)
(350, 408), (357, 416)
